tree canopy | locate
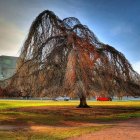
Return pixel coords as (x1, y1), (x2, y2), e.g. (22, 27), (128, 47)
(3, 10), (140, 106)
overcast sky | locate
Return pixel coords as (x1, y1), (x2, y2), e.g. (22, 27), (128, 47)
(0, 0), (140, 73)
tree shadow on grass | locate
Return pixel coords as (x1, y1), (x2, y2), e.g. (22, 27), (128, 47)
(0, 106), (140, 127)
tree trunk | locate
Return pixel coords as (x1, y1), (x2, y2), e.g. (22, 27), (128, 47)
(77, 96), (90, 108)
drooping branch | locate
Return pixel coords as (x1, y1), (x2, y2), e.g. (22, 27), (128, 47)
(4, 10), (139, 100)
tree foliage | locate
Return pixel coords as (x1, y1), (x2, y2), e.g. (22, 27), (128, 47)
(5, 10), (140, 103)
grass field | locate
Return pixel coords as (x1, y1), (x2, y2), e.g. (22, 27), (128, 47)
(0, 100), (140, 140)
(0, 100), (140, 110)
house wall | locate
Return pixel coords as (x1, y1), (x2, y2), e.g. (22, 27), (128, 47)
(0, 56), (18, 80)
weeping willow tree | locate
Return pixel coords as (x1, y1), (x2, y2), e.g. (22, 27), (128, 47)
(9, 10), (140, 107)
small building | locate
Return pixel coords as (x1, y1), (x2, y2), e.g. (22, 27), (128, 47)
(0, 55), (18, 80)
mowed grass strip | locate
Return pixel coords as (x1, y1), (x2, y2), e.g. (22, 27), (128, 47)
(0, 100), (140, 110)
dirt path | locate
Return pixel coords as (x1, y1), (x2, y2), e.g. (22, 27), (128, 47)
(0, 118), (140, 140)
(68, 118), (140, 140)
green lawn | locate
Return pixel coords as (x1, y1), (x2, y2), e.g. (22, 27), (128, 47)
(0, 100), (140, 110)
(0, 100), (140, 140)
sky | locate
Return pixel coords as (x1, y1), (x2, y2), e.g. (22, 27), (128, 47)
(0, 0), (140, 73)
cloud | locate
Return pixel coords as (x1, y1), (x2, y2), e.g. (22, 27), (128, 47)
(132, 61), (140, 74)
(0, 18), (26, 56)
